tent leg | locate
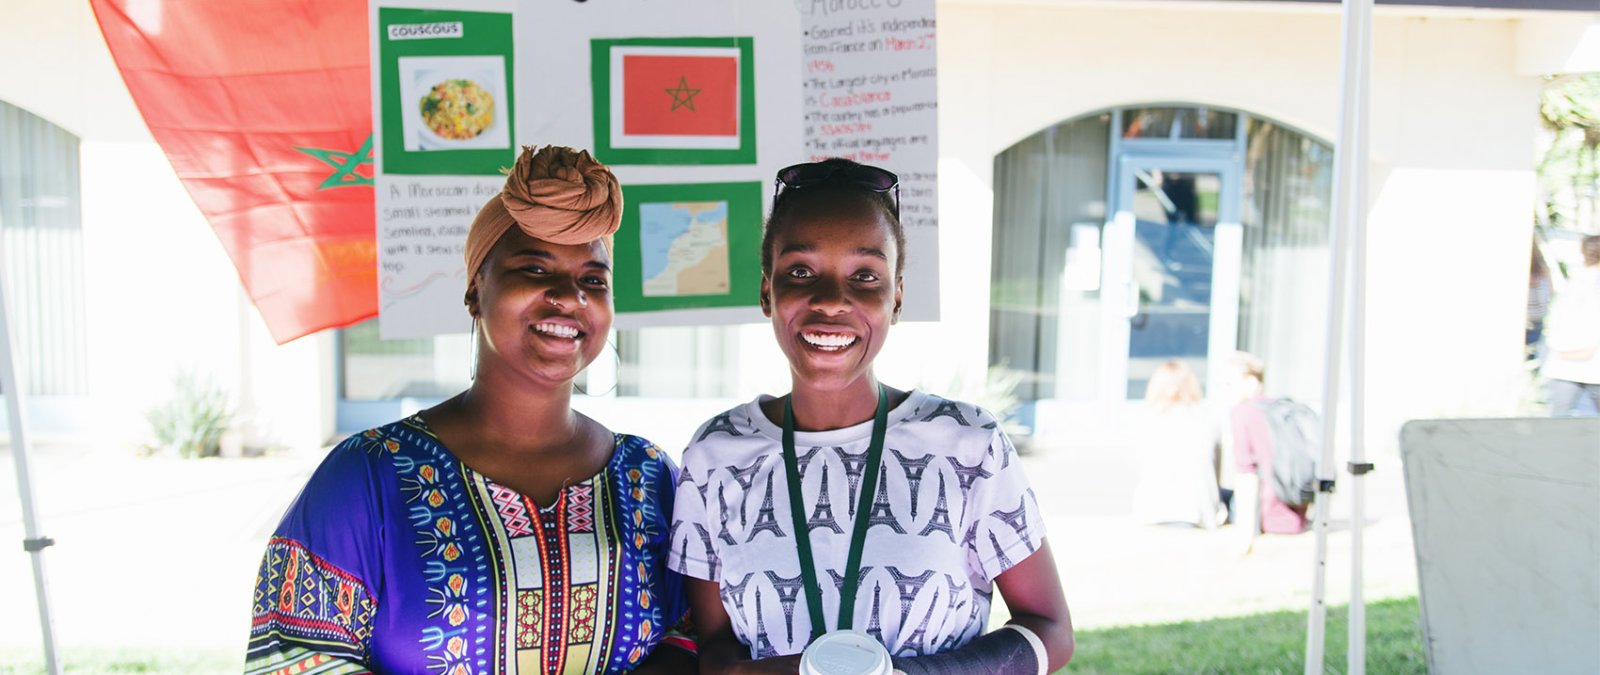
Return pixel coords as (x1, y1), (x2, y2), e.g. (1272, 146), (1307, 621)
(1, 245), (63, 675)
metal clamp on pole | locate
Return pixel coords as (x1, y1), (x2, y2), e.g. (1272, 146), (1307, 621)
(1318, 479), (1337, 493)
(1347, 461), (1375, 475)
(23, 536), (55, 553)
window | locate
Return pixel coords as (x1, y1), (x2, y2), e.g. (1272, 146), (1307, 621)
(991, 106), (1332, 403)
(0, 101), (87, 396)
(336, 320), (745, 401)
(338, 319), (471, 400)
(1121, 107), (1238, 141)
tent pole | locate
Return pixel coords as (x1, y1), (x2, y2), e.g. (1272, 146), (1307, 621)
(1346, 0), (1375, 670)
(0, 251), (62, 673)
(1308, 0), (1372, 672)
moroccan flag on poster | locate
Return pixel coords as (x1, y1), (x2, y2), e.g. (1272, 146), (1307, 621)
(622, 54), (739, 137)
(594, 38), (755, 165)
(91, 0), (376, 343)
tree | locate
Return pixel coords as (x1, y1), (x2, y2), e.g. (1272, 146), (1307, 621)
(1538, 73), (1600, 233)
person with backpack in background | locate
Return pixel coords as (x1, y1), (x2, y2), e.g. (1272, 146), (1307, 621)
(1223, 352), (1310, 553)
(1542, 234), (1600, 417)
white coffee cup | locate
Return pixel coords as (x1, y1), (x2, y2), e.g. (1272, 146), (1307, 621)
(799, 629), (893, 675)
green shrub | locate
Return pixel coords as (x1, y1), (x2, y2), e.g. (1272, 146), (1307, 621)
(143, 371), (234, 459)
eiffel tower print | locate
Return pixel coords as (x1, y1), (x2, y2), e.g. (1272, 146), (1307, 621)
(987, 531), (1016, 570)
(992, 494), (1035, 553)
(937, 573), (970, 651)
(807, 464), (844, 534)
(837, 446), (871, 517)
(796, 445), (824, 480)
(967, 584), (995, 635)
(728, 454), (768, 492)
(897, 588), (940, 657)
(696, 470), (714, 504)
(867, 476), (907, 534)
(946, 454), (993, 525)
(746, 473), (787, 542)
(998, 435), (1017, 469)
(865, 582), (886, 646)
(723, 571), (757, 616)
(698, 412), (744, 442)
(960, 521), (979, 554)
(683, 522), (719, 572)
(890, 448), (932, 517)
(920, 398), (971, 426)
(944, 455), (993, 492)
(826, 566), (874, 596)
(887, 566), (935, 630)
(764, 571), (805, 645)
(716, 484), (738, 545)
(917, 473), (955, 542)
(753, 588), (778, 658)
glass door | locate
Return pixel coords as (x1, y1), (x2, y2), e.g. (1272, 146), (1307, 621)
(1101, 156), (1242, 400)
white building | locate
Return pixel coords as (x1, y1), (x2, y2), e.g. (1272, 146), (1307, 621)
(3, 0), (1596, 456)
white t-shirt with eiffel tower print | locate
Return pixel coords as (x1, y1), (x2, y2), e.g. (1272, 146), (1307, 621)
(667, 389), (1046, 659)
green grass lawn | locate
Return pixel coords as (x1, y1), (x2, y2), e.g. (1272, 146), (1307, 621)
(0, 646), (238, 674)
(1063, 597), (1427, 674)
(1, 598), (1425, 674)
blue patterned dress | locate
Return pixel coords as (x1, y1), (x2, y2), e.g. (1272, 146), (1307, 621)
(247, 416), (689, 675)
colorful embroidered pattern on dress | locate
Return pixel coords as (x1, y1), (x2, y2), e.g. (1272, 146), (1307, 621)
(248, 537), (376, 665)
(248, 419), (685, 674)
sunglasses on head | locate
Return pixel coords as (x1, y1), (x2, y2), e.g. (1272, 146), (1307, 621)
(773, 161), (901, 217)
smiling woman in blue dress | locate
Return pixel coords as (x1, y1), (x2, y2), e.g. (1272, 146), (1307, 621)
(247, 146), (694, 675)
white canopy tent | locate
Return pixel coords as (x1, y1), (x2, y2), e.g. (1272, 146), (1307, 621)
(1, 244), (61, 674)
(1, 1), (1384, 673)
(1307, 0), (1375, 673)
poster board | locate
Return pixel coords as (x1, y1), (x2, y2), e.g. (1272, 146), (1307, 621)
(372, 0), (938, 339)
(1400, 417), (1600, 675)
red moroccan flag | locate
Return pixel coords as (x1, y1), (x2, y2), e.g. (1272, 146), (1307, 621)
(92, 0), (376, 343)
(622, 54), (740, 137)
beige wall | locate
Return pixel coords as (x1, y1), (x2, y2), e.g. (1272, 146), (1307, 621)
(0, 1), (333, 452)
(936, 1), (1555, 451)
(2, 0), (1575, 454)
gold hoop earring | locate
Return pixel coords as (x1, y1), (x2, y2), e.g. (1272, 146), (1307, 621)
(468, 318), (479, 381)
(573, 338), (621, 397)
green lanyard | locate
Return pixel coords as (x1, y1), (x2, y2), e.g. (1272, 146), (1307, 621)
(780, 385), (889, 643)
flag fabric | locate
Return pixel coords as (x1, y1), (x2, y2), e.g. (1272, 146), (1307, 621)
(622, 54), (739, 137)
(604, 43), (747, 154)
(92, 0), (376, 343)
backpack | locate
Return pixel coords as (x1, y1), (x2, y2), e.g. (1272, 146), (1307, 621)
(1253, 398), (1322, 507)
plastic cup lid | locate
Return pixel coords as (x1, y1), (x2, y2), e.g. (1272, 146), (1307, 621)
(799, 630), (892, 675)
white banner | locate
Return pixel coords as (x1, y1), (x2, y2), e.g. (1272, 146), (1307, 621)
(374, 0), (938, 338)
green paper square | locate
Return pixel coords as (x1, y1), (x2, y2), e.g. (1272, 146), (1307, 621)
(591, 37), (758, 166)
(378, 8), (515, 176)
(614, 182), (764, 313)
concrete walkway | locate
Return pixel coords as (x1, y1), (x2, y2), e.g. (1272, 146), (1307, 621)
(0, 438), (1419, 660)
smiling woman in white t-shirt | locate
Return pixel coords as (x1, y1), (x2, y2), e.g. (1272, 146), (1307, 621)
(667, 158), (1074, 675)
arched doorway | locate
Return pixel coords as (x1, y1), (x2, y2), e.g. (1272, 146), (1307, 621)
(991, 105), (1334, 417)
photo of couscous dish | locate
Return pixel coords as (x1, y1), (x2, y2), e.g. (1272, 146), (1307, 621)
(395, 56), (510, 152)
(419, 79), (495, 140)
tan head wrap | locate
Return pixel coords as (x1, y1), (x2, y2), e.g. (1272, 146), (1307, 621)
(463, 145), (623, 280)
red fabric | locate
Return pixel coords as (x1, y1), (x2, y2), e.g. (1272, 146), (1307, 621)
(92, 0), (376, 343)
(622, 55), (739, 137)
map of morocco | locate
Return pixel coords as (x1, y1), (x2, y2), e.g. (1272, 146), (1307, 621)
(640, 200), (731, 297)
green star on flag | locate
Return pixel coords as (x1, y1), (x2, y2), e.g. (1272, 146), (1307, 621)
(665, 76), (701, 112)
(296, 134), (374, 189)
